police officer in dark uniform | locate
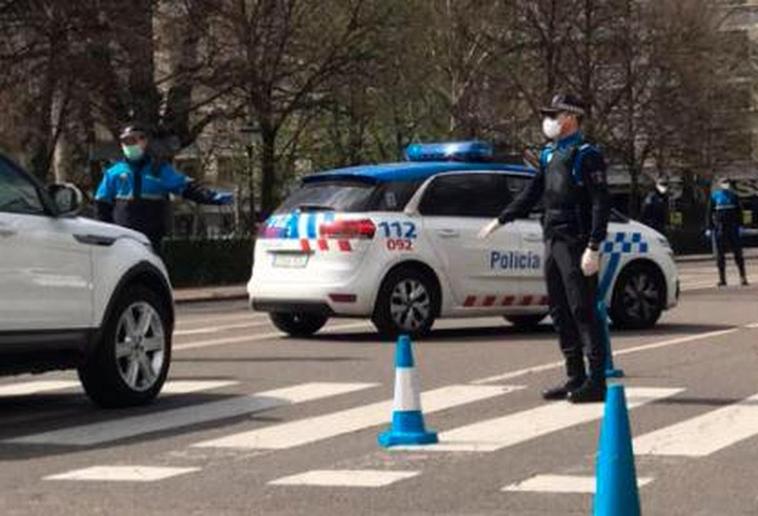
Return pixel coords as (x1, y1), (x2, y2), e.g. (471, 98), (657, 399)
(708, 177), (748, 287)
(479, 94), (610, 403)
(641, 177), (669, 235)
(95, 125), (233, 249)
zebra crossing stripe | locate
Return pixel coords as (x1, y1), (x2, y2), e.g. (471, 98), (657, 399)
(160, 380), (240, 394)
(0, 379), (238, 398)
(392, 387), (682, 452)
(193, 385), (520, 450)
(269, 469), (420, 488)
(634, 391), (758, 457)
(0, 381), (79, 397)
(45, 466), (200, 482)
(501, 474), (654, 494)
(5, 382), (377, 447)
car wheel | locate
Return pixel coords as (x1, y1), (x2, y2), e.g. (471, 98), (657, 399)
(78, 285), (172, 408)
(372, 266), (439, 340)
(610, 263), (665, 329)
(270, 312), (329, 337)
(504, 314), (547, 329)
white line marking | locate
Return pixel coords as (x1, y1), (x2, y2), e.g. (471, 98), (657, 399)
(393, 387), (682, 452)
(744, 322), (758, 329)
(269, 469), (420, 487)
(502, 474), (653, 494)
(175, 321), (271, 336)
(0, 380), (236, 399)
(193, 385), (521, 450)
(0, 381), (79, 397)
(176, 311), (265, 326)
(634, 392), (758, 457)
(471, 328), (739, 385)
(6, 382), (377, 447)
(45, 466), (200, 482)
(160, 380), (239, 394)
(174, 321), (373, 351)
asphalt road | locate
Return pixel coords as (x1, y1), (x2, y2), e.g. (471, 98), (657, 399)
(0, 259), (757, 516)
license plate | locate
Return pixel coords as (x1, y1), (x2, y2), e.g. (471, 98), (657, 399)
(273, 253), (309, 268)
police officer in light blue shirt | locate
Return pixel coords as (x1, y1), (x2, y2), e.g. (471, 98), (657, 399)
(95, 125), (233, 249)
(708, 177), (748, 287)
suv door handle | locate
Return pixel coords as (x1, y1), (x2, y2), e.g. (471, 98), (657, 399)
(524, 233), (542, 242)
(436, 229), (459, 238)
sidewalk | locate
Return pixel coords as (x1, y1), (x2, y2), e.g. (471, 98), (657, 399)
(172, 250), (758, 303)
(675, 248), (758, 264)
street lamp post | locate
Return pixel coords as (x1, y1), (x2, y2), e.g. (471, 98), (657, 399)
(240, 121), (261, 236)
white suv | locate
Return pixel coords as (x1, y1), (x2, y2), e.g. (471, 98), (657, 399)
(0, 154), (173, 407)
(249, 142), (679, 339)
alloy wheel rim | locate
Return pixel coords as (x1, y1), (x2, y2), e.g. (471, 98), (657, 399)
(115, 302), (165, 392)
(622, 272), (660, 322)
(390, 279), (431, 331)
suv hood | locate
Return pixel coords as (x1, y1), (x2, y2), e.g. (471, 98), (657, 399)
(72, 217), (150, 245)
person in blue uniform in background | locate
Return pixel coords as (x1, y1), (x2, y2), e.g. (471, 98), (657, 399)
(708, 177), (748, 287)
(95, 125), (233, 250)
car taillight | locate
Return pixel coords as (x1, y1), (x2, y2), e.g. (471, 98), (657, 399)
(257, 223), (284, 239)
(319, 219), (376, 239)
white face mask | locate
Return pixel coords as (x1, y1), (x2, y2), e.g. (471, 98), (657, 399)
(542, 117), (562, 140)
(656, 184), (668, 195)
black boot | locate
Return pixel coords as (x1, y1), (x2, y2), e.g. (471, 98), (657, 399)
(567, 378), (607, 403)
(542, 377), (586, 401)
(543, 358), (587, 401)
(718, 267), (727, 287)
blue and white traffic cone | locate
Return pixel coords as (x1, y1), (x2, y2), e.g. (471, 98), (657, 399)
(378, 335), (438, 448)
(593, 384), (641, 516)
(596, 299), (624, 378)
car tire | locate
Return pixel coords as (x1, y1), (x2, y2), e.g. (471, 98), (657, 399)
(78, 284), (172, 408)
(504, 314), (547, 329)
(270, 312), (329, 337)
(372, 266), (439, 340)
(610, 263), (665, 329)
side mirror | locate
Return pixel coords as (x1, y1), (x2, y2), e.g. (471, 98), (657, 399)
(48, 183), (83, 216)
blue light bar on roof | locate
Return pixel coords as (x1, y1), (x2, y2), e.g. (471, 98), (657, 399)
(404, 141), (493, 162)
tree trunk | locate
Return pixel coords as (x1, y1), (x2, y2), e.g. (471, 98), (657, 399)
(260, 127), (278, 217)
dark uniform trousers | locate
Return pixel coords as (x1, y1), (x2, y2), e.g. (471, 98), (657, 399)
(544, 237), (606, 384)
(715, 219), (745, 280)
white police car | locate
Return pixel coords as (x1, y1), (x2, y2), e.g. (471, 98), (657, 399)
(248, 142), (678, 339)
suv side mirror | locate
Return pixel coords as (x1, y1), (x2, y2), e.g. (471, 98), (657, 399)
(48, 183), (83, 216)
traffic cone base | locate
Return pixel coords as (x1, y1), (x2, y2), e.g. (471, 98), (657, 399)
(378, 411), (438, 447)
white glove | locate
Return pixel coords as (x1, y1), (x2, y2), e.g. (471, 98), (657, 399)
(478, 218), (502, 239)
(581, 247), (600, 276)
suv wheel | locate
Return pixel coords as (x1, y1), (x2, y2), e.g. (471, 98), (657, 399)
(79, 285), (171, 408)
(269, 312), (329, 337)
(610, 263), (665, 329)
(504, 314), (547, 329)
(372, 266), (439, 339)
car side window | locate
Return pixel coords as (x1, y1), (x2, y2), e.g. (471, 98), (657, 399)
(419, 173), (512, 217)
(0, 157), (46, 215)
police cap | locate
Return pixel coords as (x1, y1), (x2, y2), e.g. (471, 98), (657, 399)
(540, 94), (586, 116)
(119, 124), (148, 141)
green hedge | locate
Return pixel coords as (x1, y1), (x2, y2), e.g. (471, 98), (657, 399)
(161, 238), (254, 288)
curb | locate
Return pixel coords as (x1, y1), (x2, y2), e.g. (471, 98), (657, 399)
(173, 288), (248, 305)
